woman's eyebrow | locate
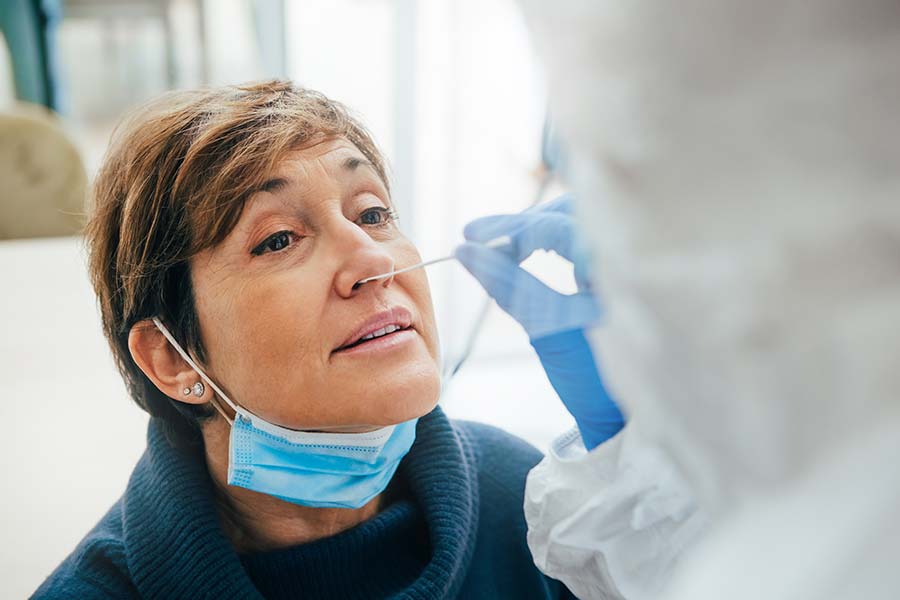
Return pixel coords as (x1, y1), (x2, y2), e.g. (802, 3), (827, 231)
(257, 157), (373, 193)
(257, 177), (291, 194)
(342, 156), (377, 173)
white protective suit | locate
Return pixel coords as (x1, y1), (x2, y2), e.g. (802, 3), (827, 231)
(517, 1), (900, 599)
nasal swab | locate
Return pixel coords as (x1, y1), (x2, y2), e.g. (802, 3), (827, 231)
(355, 236), (511, 286)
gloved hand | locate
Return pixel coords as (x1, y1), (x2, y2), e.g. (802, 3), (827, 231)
(454, 195), (625, 450)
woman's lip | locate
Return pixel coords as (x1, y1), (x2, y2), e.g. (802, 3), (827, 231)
(332, 327), (417, 357)
(335, 306), (414, 351)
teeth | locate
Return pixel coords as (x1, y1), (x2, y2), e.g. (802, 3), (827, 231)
(358, 324), (402, 343)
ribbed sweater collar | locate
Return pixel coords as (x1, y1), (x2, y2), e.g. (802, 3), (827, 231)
(121, 406), (479, 599)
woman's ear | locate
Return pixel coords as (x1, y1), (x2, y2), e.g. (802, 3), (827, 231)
(128, 320), (209, 405)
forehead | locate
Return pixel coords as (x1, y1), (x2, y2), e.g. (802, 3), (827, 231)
(265, 138), (377, 187)
(239, 137), (389, 222)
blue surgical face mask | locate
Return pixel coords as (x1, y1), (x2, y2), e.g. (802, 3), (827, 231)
(152, 317), (417, 509)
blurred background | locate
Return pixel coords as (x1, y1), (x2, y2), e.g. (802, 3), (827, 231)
(0, 0), (575, 595)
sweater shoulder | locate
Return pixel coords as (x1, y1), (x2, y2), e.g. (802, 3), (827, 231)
(450, 420), (574, 599)
(33, 501), (138, 599)
(452, 418), (544, 467)
(451, 419), (544, 501)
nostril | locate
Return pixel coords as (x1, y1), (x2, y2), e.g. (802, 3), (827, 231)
(353, 272), (390, 290)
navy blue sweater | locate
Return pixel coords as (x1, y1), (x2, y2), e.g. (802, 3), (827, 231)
(34, 406), (573, 599)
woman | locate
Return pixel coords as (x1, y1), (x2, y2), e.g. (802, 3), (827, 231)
(35, 81), (573, 599)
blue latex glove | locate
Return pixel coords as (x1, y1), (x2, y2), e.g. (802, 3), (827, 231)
(454, 195), (625, 449)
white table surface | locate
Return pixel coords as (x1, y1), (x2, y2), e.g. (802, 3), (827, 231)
(0, 236), (572, 598)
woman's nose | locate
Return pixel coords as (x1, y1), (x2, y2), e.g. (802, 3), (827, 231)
(332, 227), (395, 298)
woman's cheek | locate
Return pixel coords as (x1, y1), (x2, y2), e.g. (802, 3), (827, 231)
(405, 271), (440, 358)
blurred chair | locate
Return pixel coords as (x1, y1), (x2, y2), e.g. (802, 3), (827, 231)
(63, 0), (208, 85)
(0, 103), (87, 239)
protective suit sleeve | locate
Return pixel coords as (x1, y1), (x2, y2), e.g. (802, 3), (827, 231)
(524, 423), (708, 600)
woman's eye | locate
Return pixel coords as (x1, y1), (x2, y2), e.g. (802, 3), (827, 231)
(251, 231), (295, 256)
(358, 207), (397, 227)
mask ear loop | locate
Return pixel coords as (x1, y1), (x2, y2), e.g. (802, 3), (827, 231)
(151, 317), (236, 426)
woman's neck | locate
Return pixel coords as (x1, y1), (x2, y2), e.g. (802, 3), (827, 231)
(200, 416), (382, 554)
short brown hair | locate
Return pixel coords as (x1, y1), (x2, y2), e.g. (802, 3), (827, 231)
(87, 80), (389, 445)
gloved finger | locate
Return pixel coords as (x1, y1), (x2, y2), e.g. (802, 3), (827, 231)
(462, 194), (573, 245)
(507, 212), (579, 264)
(464, 212), (577, 264)
(523, 193), (573, 215)
(463, 212), (532, 244)
(455, 242), (599, 337)
(526, 194), (595, 291)
(454, 241), (547, 308)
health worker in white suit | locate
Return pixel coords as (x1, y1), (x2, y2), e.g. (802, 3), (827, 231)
(456, 193), (702, 600)
(456, 1), (900, 599)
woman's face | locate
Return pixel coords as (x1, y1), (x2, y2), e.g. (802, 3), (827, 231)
(190, 138), (441, 431)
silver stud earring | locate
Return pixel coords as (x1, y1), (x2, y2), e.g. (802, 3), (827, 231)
(182, 387), (191, 396)
(192, 381), (205, 397)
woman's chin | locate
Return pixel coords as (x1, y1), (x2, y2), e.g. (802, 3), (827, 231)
(256, 360), (441, 431)
(336, 356), (441, 424)
(362, 378), (441, 426)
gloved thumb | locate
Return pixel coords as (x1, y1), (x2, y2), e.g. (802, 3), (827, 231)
(454, 242), (519, 303)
